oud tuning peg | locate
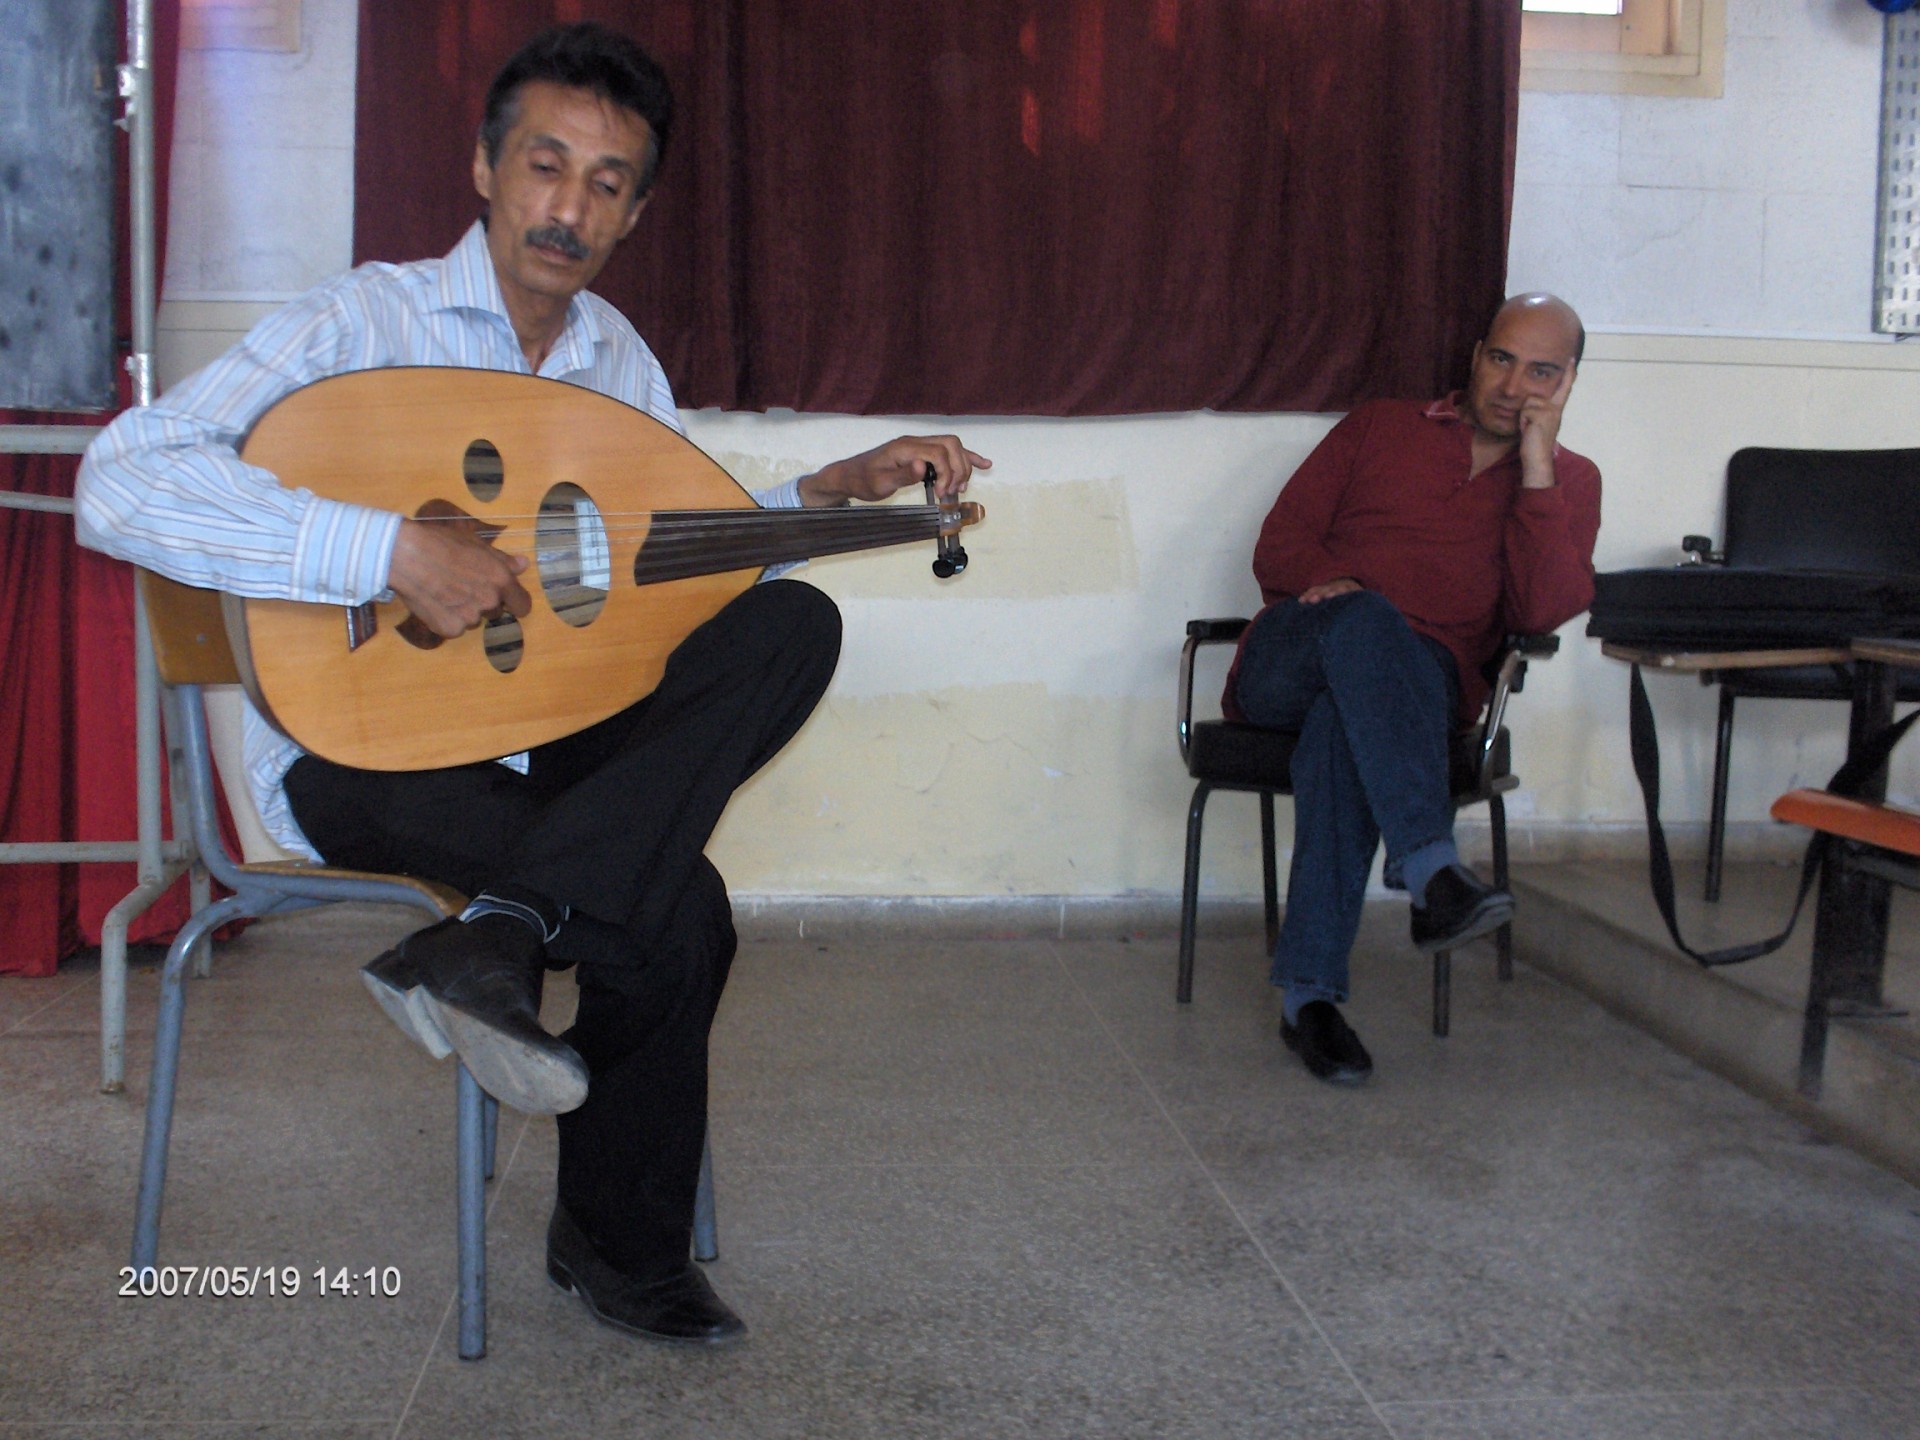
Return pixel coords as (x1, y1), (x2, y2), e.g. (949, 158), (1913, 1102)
(922, 461), (969, 579)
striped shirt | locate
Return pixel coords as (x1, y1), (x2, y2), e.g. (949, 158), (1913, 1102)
(76, 221), (805, 857)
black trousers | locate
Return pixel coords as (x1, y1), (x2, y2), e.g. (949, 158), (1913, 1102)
(284, 580), (843, 1275)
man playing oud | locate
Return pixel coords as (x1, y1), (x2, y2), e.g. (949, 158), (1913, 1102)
(77, 23), (986, 1346)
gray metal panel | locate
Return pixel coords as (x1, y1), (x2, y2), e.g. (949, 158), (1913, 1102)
(0, 0), (119, 410)
(1877, 13), (1920, 336)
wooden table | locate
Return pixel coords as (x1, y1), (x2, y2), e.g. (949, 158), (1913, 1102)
(1604, 639), (1905, 1095)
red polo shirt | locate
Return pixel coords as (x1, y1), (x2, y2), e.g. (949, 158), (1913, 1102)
(1229, 394), (1602, 723)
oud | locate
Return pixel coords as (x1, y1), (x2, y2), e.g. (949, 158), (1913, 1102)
(216, 367), (982, 771)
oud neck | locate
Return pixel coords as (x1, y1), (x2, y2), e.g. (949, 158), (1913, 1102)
(630, 504), (958, 586)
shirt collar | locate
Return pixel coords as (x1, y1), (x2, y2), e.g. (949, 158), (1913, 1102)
(432, 220), (604, 377)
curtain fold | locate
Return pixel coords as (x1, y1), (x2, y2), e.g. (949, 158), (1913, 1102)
(355, 0), (1520, 417)
(0, 0), (183, 977)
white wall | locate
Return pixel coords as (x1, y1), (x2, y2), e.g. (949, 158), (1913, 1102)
(1510, 0), (1888, 337)
(155, 0), (1920, 901)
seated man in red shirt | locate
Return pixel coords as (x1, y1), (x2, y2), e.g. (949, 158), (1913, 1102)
(1230, 294), (1601, 1084)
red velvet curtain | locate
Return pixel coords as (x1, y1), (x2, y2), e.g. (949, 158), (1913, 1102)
(0, 1), (182, 976)
(355, 0), (1519, 417)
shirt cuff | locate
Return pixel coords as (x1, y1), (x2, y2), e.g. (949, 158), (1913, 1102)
(1513, 482), (1571, 515)
(289, 496), (406, 605)
(753, 475), (808, 511)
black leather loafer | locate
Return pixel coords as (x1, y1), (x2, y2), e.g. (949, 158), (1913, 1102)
(360, 916), (587, 1114)
(1409, 864), (1515, 954)
(1281, 1000), (1373, 1085)
(547, 1203), (746, 1346)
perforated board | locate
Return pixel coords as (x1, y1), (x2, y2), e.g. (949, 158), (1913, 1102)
(1877, 13), (1920, 335)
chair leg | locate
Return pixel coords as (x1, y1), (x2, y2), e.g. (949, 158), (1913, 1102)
(132, 894), (252, 1272)
(1432, 949), (1451, 1038)
(188, 864), (214, 979)
(1176, 782), (1214, 1004)
(1706, 688), (1735, 904)
(456, 1063), (487, 1361)
(692, 1129), (718, 1263)
(482, 1093), (498, 1182)
(1259, 791), (1280, 955)
(1490, 792), (1513, 983)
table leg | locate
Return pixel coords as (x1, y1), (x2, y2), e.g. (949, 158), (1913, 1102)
(1799, 660), (1902, 1096)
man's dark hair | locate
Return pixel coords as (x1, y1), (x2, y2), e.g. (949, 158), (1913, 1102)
(479, 23), (675, 198)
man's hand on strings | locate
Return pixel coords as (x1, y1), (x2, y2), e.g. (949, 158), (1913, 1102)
(387, 516), (531, 638)
(798, 435), (991, 507)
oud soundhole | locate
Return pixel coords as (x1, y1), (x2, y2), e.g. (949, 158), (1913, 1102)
(536, 482), (610, 628)
(463, 440), (503, 502)
(484, 612), (523, 673)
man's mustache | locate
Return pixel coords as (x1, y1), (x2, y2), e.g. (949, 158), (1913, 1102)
(525, 224), (590, 260)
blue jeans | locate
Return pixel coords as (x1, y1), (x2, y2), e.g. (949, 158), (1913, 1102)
(1232, 591), (1461, 1003)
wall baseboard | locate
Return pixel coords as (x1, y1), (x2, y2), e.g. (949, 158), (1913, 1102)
(730, 893), (1268, 943)
(1455, 818), (1800, 865)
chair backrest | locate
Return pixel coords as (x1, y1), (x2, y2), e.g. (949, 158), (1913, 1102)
(137, 569), (299, 864)
(137, 569), (240, 686)
(1723, 447), (1920, 574)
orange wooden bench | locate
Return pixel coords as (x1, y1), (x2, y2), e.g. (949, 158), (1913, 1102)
(1770, 787), (1919, 1096)
(1771, 789), (1920, 859)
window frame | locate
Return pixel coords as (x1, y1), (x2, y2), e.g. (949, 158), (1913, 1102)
(1521, 0), (1725, 98)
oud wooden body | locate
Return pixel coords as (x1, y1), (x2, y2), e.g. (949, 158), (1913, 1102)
(234, 368), (762, 770)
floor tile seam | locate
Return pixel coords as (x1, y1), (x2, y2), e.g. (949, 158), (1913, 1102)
(1039, 937), (1404, 1440)
(0, 976), (93, 1037)
(390, 1110), (534, 1439)
(0, 1428), (393, 1436)
(1374, 1390), (1920, 1413)
(1373, 1381), (1920, 1411)
(706, 1160), (1149, 1171)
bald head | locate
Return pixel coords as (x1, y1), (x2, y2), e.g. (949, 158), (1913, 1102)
(1489, 293), (1584, 366)
(1459, 292), (1584, 446)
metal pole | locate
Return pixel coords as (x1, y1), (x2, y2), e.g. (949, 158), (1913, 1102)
(124, 0), (157, 409)
(98, 0), (177, 1091)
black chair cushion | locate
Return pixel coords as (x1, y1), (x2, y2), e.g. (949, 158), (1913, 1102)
(1187, 720), (1507, 799)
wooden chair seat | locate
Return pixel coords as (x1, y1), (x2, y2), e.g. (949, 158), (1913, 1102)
(236, 860), (466, 914)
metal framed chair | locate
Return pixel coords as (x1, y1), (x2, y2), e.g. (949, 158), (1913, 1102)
(1174, 618), (1557, 1035)
(1693, 447), (1920, 902)
(129, 571), (716, 1361)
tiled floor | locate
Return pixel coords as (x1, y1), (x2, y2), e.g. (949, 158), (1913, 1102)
(4, 897), (1919, 1438)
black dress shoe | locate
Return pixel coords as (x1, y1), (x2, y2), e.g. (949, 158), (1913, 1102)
(1409, 863), (1515, 954)
(1281, 1001), (1373, 1085)
(547, 1203), (747, 1346)
(360, 916), (588, 1114)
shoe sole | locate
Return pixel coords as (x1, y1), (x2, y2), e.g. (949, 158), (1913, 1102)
(422, 993), (589, 1116)
(1413, 897), (1515, 955)
(545, 1257), (746, 1347)
(360, 966), (454, 1061)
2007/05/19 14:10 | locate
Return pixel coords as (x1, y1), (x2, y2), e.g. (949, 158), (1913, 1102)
(117, 1265), (402, 1298)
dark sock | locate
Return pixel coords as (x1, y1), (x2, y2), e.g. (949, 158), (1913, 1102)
(459, 884), (566, 943)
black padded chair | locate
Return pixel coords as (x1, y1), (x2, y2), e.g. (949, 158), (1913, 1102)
(1696, 447), (1920, 902)
(1175, 619), (1557, 1036)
